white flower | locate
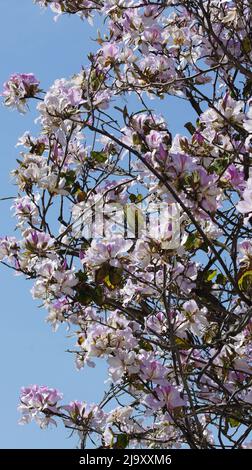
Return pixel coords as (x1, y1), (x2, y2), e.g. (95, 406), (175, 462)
(83, 237), (133, 269)
(176, 299), (208, 338)
(243, 104), (252, 134)
(236, 177), (252, 216)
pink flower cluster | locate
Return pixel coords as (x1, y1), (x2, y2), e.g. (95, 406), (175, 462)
(2, 73), (40, 113)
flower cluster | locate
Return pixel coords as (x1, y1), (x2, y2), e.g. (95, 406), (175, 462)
(19, 385), (63, 428)
(1, 73), (40, 113)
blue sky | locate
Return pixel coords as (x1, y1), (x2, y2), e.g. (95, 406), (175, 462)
(0, 0), (196, 449)
(0, 0), (108, 449)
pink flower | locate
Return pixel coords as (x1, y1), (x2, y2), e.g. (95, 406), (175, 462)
(243, 104), (252, 134)
(102, 43), (119, 61)
(143, 26), (162, 45)
(144, 384), (185, 411)
(139, 353), (169, 384)
(238, 240), (252, 265)
(2, 73), (40, 113)
(63, 401), (106, 428)
(146, 130), (165, 149)
(93, 89), (112, 110)
(18, 385), (63, 427)
(222, 164), (245, 190)
(0, 236), (19, 261)
(192, 131), (205, 144)
(24, 230), (54, 253)
(167, 153), (197, 177)
(83, 237), (133, 269)
(236, 177), (252, 215)
(196, 168), (220, 213)
(20, 384), (63, 410)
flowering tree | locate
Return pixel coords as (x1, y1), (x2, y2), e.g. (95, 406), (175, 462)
(1, 0), (252, 449)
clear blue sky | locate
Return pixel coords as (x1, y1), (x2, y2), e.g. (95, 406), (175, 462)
(0, 0), (108, 449)
(0, 0), (195, 448)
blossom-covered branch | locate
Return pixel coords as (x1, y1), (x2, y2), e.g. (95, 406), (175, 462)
(1, 0), (252, 449)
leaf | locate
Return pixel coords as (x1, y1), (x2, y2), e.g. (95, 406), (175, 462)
(139, 339), (153, 352)
(78, 336), (84, 346)
(76, 271), (88, 282)
(61, 170), (76, 187)
(31, 142), (46, 155)
(204, 269), (217, 282)
(209, 157), (229, 175)
(123, 105), (128, 121)
(75, 189), (87, 203)
(95, 265), (123, 290)
(75, 289), (93, 306)
(91, 286), (104, 306)
(238, 270), (252, 291)
(103, 274), (114, 290)
(216, 273), (227, 285)
(129, 193), (143, 203)
(175, 336), (192, 349)
(242, 37), (252, 54)
(132, 134), (142, 145)
(243, 79), (252, 99)
(109, 267), (123, 287)
(90, 150), (107, 163)
(75, 281), (103, 307)
(184, 233), (202, 251)
(228, 418), (240, 428)
(115, 434), (129, 449)
(95, 264), (109, 284)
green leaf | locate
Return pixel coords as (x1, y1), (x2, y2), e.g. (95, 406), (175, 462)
(103, 274), (114, 290)
(216, 273), (227, 285)
(75, 189), (87, 202)
(184, 233), (202, 251)
(109, 267), (123, 287)
(115, 434), (129, 449)
(132, 134), (142, 145)
(242, 37), (252, 54)
(61, 170), (76, 187)
(129, 193), (143, 203)
(175, 336), (192, 349)
(76, 290), (93, 306)
(228, 418), (240, 428)
(31, 142), (46, 155)
(243, 79), (252, 98)
(123, 105), (128, 121)
(75, 281), (103, 307)
(209, 158), (229, 175)
(90, 150), (107, 163)
(204, 269), (217, 282)
(95, 265), (123, 290)
(76, 271), (88, 282)
(139, 339), (153, 352)
(95, 264), (109, 284)
(91, 285), (104, 306)
(238, 270), (252, 291)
